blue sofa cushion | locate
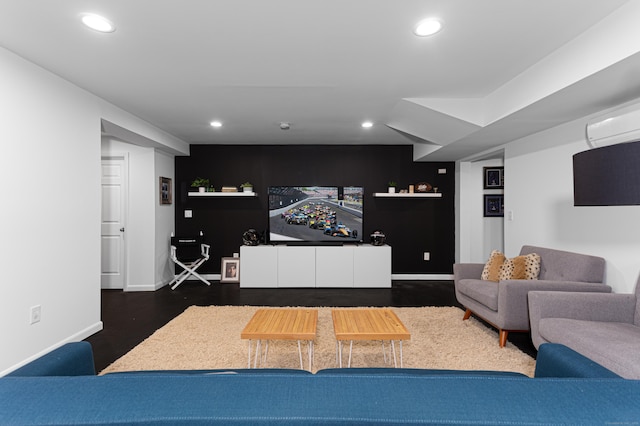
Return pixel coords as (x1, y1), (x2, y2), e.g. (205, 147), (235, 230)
(317, 367), (527, 377)
(2, 374), (639, 424)
(105, 368), (313, 376)
(6, 342), (95, 377)
(534, 343), (621, 378)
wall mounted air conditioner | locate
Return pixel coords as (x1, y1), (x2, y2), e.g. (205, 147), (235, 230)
(586, 101), (640, 148)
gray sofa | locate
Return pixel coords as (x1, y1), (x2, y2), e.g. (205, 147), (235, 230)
(454, 245), (611, 346)
(529, 276), (640, 379)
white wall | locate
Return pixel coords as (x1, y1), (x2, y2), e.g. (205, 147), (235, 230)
(0, 48), (102, 373)
(0, 46), (185, 374)
(458, 103), (640, 294)
(155, 150), (175, 286)
(504, 117), (640, 293)
(101, 138), (176, 291)
(457, 159), (504, 263)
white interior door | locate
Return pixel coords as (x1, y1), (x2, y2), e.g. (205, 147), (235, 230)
(101, 156), (128, 289)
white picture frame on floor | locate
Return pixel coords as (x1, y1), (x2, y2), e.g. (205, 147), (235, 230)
(221, 257), (240, 283)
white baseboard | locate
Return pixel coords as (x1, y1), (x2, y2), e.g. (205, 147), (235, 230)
(391, 274), (454, 280)
(174, 274), (451, 283)
(1, 321), (103, 377)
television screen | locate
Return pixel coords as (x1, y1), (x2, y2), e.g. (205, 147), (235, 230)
(268, 186), (364, 244)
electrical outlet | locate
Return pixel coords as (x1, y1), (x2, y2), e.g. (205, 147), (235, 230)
(423, 252), (430, 261)
(184, 210), (193, 218)
(30, 305), (41, 324)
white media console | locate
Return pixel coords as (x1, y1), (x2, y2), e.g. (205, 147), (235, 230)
(239, 244), (391, 288)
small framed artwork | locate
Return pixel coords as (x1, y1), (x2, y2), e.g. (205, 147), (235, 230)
(484, 194), (504, 217)
(159, 177), (172, 205)
(483, 167), (504, 189)
(220, 257), (240, 283)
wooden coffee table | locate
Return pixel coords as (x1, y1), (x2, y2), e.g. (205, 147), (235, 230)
(332, 308), (410, 368)
(241, 308), (318, 371)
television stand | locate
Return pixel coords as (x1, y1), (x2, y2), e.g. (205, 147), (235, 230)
(239, 244), (391, 288)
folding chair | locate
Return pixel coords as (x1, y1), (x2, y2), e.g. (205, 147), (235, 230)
(169, 232), (211, 290)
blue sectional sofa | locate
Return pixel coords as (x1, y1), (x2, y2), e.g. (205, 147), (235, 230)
(2, 342), (639, 425)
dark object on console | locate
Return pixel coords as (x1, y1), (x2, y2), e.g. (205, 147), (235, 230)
(370, 230), (386, 246)
(573, 140), (640, 206)
(242, 229), (260, 246)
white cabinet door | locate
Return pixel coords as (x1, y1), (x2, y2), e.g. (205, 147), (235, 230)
(354, 245), (392, 288)
(277, 246), (316, 287)
(240, 246), (278, 287)
(316, 246), (354, 287)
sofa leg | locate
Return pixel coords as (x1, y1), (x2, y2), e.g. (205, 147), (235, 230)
(499, 330), (508, 347)
(462, 309), (472, 321)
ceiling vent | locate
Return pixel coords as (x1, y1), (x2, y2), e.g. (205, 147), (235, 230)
(586, 101), (640, 148)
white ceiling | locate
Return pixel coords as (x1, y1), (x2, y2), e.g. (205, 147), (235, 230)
(2, 0), (640, 160)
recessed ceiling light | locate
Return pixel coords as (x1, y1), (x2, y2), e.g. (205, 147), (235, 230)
(81, 13), (116, 33)
(414, 18), (442, 37)
(210, 121), (222, 128)
(361, 121), (373, 128)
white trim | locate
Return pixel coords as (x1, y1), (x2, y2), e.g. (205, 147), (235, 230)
(391, 274), (454, 281)
(167, 274), (451, 284)
(0, 322), (103, 377)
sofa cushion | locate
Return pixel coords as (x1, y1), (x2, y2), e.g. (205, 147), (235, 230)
(519, 245), (605, 282)
(456, 279), (498, 311)
(498, 253), (541, 281)
(7, 342), (96, 377)
(538, 318), (640, 379)
(481, 250), (506, 281)
(534, 343), (621, 378)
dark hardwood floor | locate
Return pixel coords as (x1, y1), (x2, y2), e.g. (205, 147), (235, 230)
(85, 280), (537, 372)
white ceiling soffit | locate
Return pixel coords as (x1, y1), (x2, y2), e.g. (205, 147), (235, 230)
(1, 1), (639, 161)
(413, 49), (640, 162)
(397, 1), (640, 161)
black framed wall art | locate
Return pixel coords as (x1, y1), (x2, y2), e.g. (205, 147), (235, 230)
(484, 194), (504, 217)
(483, 167), (504, 189)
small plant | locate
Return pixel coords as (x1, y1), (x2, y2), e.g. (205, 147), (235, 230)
(388, 181), (397, 187)
(240, 182), (253, 188)
(191, 177), (210, 188)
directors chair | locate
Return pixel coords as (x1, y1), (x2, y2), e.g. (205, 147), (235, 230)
(169, 232), (211, 290)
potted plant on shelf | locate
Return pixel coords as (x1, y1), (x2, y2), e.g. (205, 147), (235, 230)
(191, 177), (210, 193)
(240, 182), (254, 193)
(388, 181), (397, 194)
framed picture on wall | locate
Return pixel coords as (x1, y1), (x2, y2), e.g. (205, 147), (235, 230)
(159, 177), (172, 205)
(483, 167), (504, 189)
(220, 257), (240, 283)
(484, 194), (504, 217)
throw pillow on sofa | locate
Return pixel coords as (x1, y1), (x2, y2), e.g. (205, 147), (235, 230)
(481, 250), (507, 281)
(481, 250), (541, 282)
(498, 253), (540, 280)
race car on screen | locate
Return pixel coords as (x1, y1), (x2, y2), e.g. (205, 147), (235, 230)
(286, 212), (308, 225)
(324, 223), (358, 238)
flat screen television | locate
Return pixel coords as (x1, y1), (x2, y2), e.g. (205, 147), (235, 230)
(268, 186), (364, 244)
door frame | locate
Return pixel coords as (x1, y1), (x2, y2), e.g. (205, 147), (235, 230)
(101, 153), (129, 291)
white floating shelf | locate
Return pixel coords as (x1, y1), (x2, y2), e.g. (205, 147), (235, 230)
(373, 192), (442, 198)
(188, 191), (257, 197)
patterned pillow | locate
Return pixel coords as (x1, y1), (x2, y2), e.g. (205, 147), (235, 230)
(498, 253), (541, 280)
(481, 250), (506, 282)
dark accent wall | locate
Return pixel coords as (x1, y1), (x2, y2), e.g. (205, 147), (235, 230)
(175, 145), (455, 275)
